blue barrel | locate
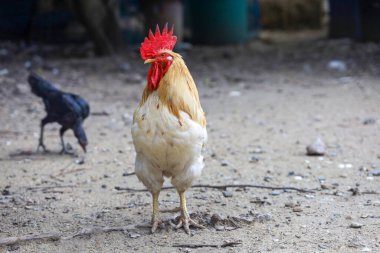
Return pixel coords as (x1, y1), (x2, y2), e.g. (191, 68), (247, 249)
(188, 0), (248, 44)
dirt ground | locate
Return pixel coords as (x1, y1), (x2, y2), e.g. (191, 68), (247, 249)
(1, 33), (380, 252)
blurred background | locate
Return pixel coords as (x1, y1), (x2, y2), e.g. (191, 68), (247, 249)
(0, 0), (379, 56)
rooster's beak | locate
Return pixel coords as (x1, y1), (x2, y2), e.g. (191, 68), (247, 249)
(144, 59), (155, 64)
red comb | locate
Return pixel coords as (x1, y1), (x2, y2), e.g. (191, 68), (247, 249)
(140, 23), (177, 60)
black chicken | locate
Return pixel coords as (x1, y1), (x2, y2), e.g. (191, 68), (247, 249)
(28, 73), (90, 153)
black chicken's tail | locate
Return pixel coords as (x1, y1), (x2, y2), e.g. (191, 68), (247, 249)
(27, 72), (60, 98)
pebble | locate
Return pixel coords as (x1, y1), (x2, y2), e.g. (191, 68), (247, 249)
(263, 176), (272, 182)
(306, 137), (326, 156)
(222, 190), (233, 198)
(75, 157), (85, 165)
(215, 225), (225, 231)
(318, 243), (329, 249)
(270, 190), (282, 196)
(363, 118), (376, 125)
(339, 163), (353, 169)
(368, 168), (380, 176)
(220, 160), (229, 166)
(284, 202), (296, 208)
(349, 222), (363, 229)
(361, 247), (372, 252)
(249, 156), (260, 163)
(128, 232), (140, 238)
(292, 206), (303, 212)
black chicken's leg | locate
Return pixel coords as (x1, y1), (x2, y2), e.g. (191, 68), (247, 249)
(59, 127), (71, 154)
(37, 117), (50, 152)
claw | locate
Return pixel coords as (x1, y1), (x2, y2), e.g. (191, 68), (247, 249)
(151, 219), (161, 233)
(175, 216), (205, 235)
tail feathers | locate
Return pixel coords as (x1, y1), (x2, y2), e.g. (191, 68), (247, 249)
(28, 72), (60, 98)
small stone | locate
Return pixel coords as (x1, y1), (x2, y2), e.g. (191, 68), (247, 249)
(249, 156), (260, 163)
(263, 176), (272, 182)
(349, 222), (363, 229)
(222, 190), (233, 198)
(220, 160), (229, 166)
(75, 157), (85, 165)
(368, 168), (380, 176)
(250, 212), (272, 222)
(215, 225), (225, 231)
(128, 232), (140, 238)
(270, 190), (282, 196)
(284, 202), (296, 208)
(363, 118), (376, 125)
(361, 247), (372, 252)
(318, 243), (329, 249)
(306, 137), (326, 156)
(292, 206), (303, 212)
(320, 184), (330, 189)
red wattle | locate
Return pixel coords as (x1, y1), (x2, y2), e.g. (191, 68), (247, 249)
(147, 61), (172, 90)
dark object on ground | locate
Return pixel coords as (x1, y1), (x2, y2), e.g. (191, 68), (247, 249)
(28, 72), (89, 153)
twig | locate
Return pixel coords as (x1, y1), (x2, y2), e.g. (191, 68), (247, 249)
(25, 185), (76, 192)
(361, 191), (379, 195)
(63, 226), (132, 240)
(0, 233), (61, 246)
(115, 184), (315, 193)
(56, 168), (86, 177)
(172, 240), (242, 248)
(122, 172), (136, 177)
(0, 225), (140, 246)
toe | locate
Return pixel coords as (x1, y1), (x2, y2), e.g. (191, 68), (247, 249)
(189, 219), (205, 229)
(175, 219), (183, 229)
(151, 220), (160, 233)
(183, 220), (191, 235)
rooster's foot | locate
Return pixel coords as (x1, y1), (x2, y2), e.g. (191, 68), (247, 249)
(174, 216), (205, 235)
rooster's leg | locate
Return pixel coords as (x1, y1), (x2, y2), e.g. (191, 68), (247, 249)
(151, 191), (161, 233)
(160, 207), (181, 213)
(37, 118), (49, 152)
(175, 191), (205, 234)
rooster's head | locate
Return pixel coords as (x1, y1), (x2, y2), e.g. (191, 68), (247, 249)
(140, 23), (177, 90)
